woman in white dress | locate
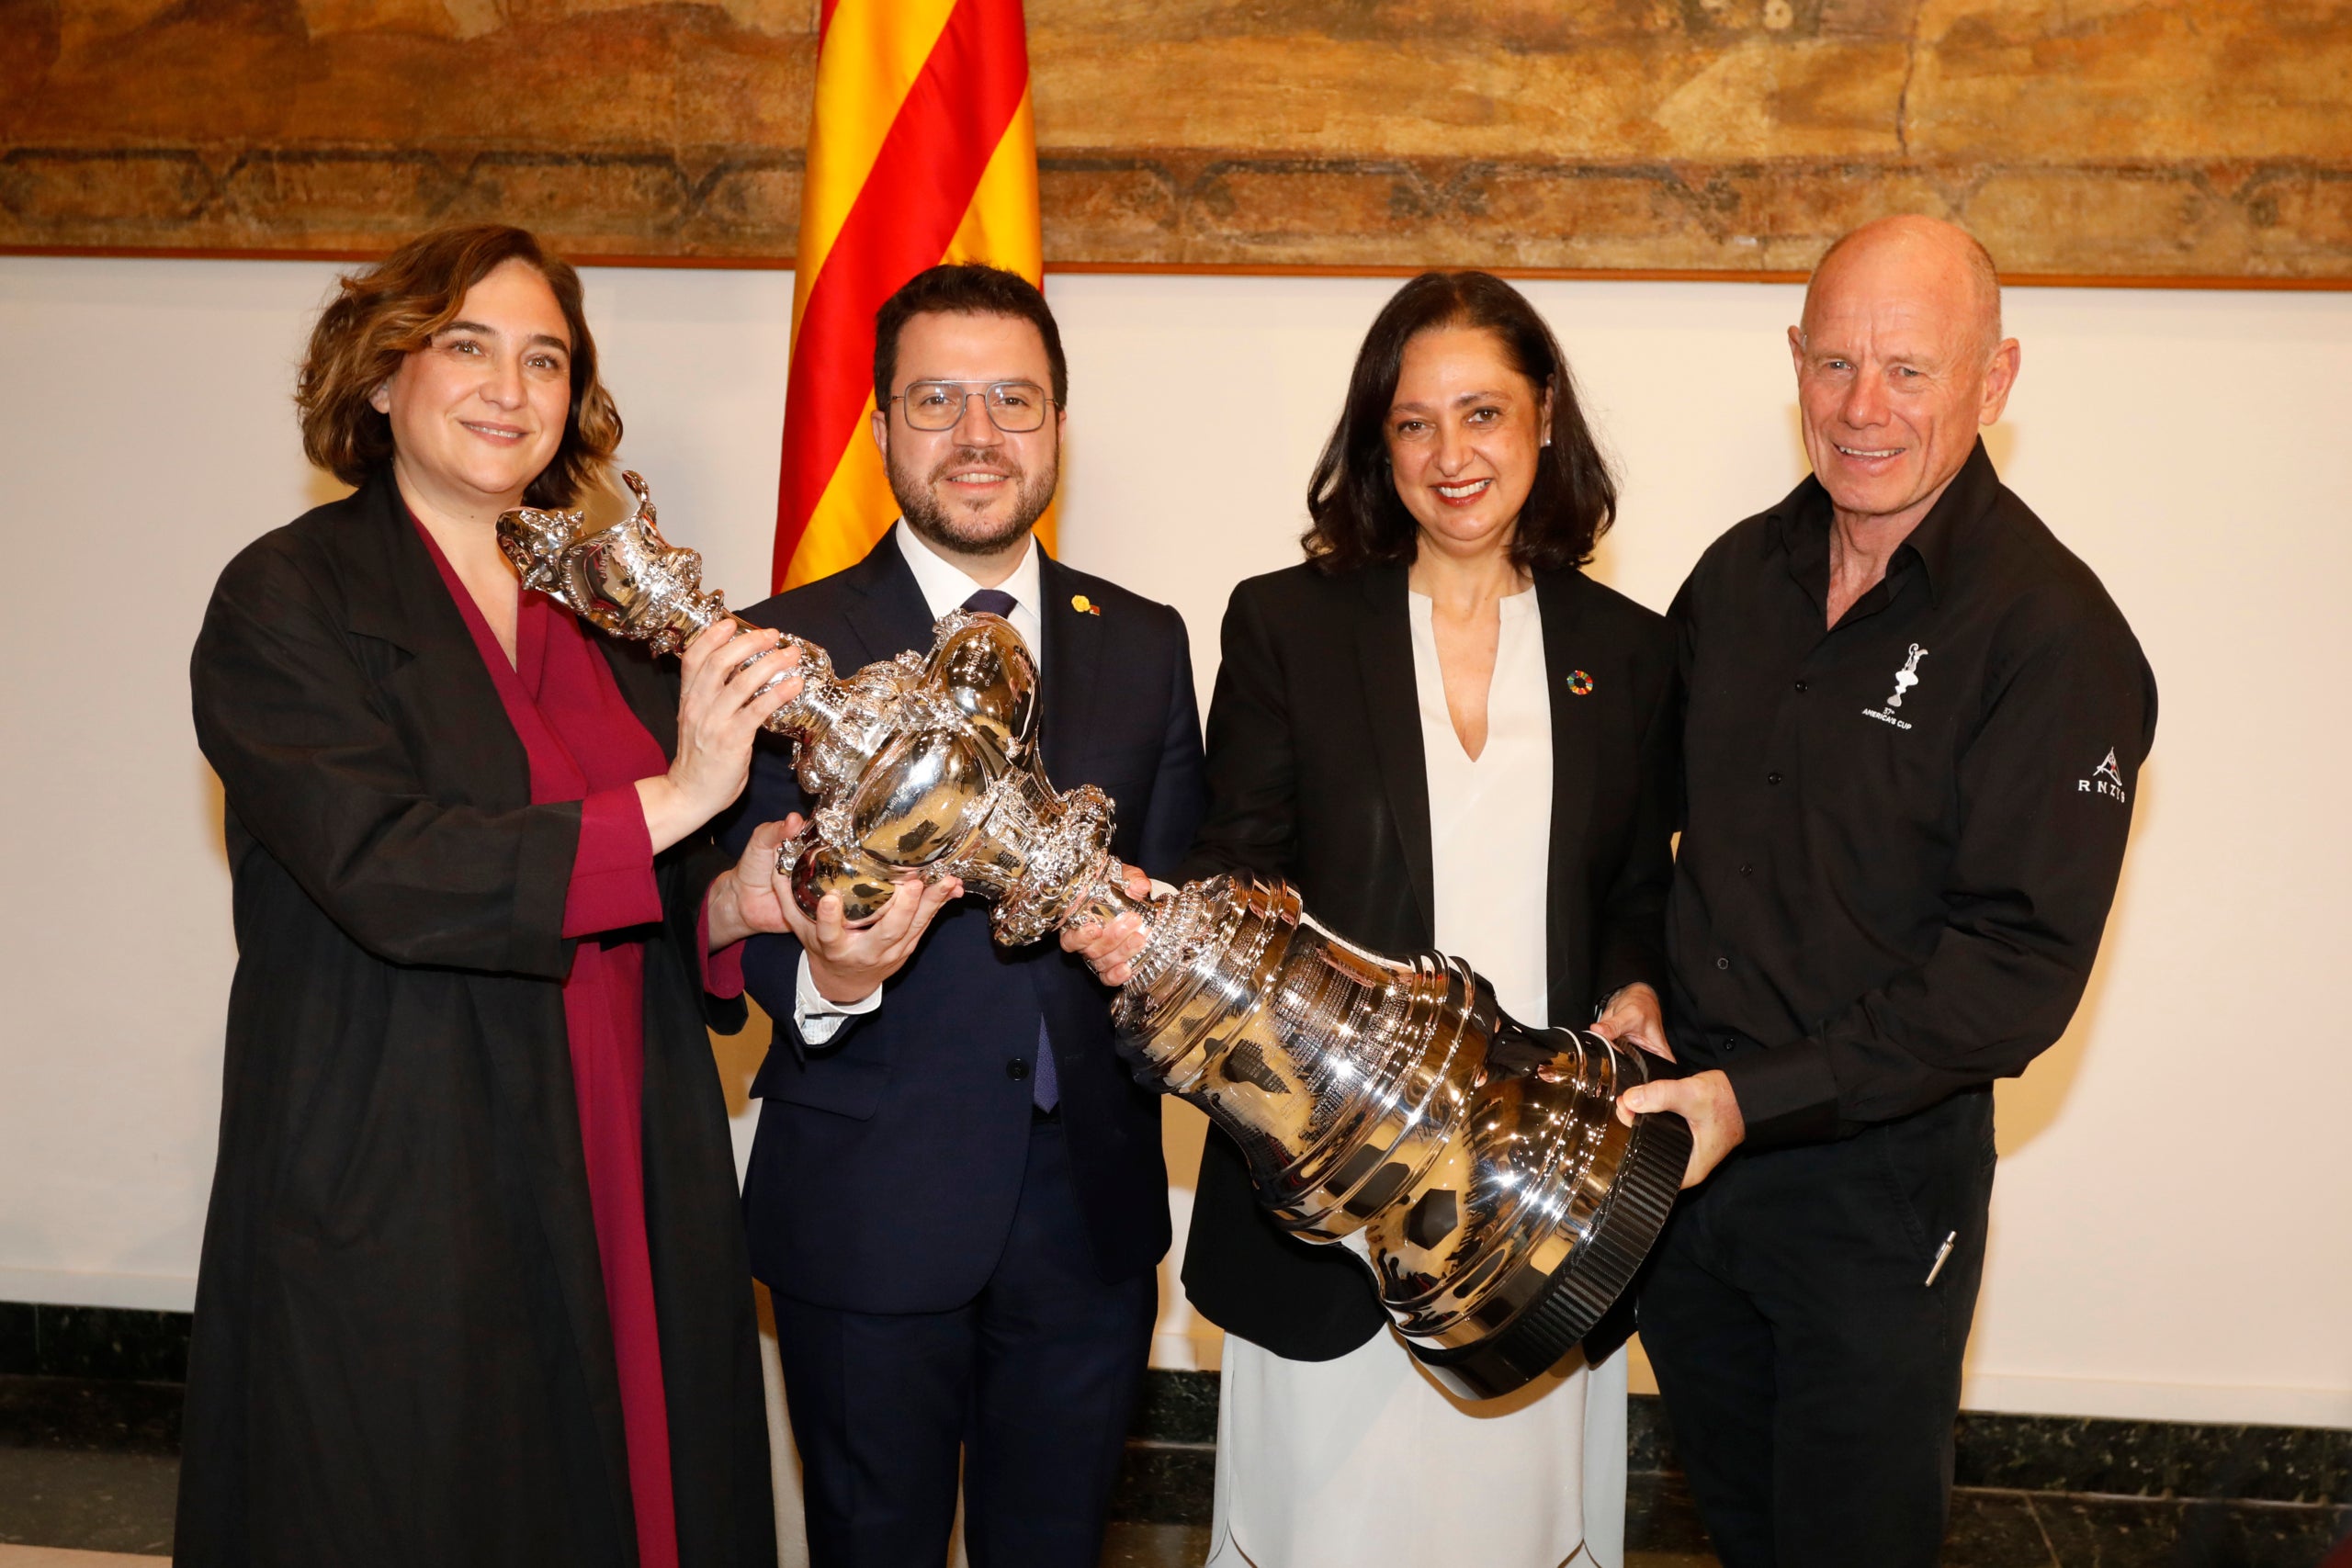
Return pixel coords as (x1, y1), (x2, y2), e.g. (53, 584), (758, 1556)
(1176, 272), (1680, 1567)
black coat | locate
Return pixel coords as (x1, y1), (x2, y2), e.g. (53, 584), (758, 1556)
(725, 536), (1206, 1309)
(1178, 561), (1679, 1362)
(178, 469), (775, 1568)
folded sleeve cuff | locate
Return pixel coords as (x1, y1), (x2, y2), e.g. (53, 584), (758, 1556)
(796, 952), (880, 1046)
(560, 785), (662, 939)
(1719, 1038), (1842, 1149)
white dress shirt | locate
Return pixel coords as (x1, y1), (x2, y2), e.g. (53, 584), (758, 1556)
(793, 522), (1045, 1043)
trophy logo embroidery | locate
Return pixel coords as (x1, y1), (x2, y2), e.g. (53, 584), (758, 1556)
(1886, 643), (1929, 708)
(1861, 644), (1929, 732)
(2079, 747), (2128, 803)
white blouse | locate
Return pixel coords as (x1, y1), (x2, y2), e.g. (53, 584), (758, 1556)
(1408, 587), (1554, 1026)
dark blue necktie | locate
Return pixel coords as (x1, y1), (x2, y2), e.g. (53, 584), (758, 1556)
(961, 587), (1017, 619)
(959, 589), (1057, 1112)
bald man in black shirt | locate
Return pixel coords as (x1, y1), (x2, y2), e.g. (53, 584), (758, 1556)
(1616, 218), (2156, 1567)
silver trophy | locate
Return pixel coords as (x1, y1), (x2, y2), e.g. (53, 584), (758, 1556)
(500, 473), (1691, 1398)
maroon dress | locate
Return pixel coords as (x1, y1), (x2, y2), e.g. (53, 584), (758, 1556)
(417, 517), (743, 1568)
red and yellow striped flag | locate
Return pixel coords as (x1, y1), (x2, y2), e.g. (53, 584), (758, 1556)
(771, 0), (1045, 592)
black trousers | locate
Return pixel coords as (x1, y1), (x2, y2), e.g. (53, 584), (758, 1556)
(1639, 1089), (1997, 1568)
(771, 1117), (1158, 1568)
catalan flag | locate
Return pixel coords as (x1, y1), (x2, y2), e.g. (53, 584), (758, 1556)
(771, 0), (1045, 592)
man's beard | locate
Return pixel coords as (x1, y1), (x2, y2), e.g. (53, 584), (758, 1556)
(889, 442), (1057, 558)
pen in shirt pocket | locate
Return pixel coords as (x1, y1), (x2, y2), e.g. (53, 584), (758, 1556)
(1925, 1230), (1957, 1287)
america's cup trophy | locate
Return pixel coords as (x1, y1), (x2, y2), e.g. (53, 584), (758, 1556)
(502, 472), (1692, 1398)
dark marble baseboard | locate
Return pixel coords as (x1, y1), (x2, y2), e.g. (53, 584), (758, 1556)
(0, 1376), (183, 1454)
(7, 1306), (2348, 1567)
(1121, 1368), (2352, 1509)
(1129, 1368), (1219, 1446)
(0, 1303), (189, 1382)
(14, 1305), (2345, 1506)
(1114, 1369), (2352, 1562)
(1110, 1440), (1216, 1529)
(1108, 1448), (2352, 1564)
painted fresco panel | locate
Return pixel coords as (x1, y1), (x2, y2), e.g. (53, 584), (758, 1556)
(4, 0), (2346, 275)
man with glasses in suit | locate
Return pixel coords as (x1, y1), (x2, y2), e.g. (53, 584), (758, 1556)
(725, 264), (1204, 1568)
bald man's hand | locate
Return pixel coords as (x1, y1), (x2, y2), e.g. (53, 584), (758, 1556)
(1619, 1069), (1747, 1189)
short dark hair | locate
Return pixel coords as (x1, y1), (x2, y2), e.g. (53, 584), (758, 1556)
(1304, 270), (1616, 576)
(296, 223), (620, 509)
(872, 264), (1069, 414)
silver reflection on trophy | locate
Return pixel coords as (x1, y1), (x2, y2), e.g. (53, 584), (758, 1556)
(499, 472), (1692, 1398)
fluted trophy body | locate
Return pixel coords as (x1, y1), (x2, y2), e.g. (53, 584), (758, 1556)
(499, 474), (1691, 1399)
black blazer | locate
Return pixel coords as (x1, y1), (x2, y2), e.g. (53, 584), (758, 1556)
(725, 535), (1205, 1314)
(1178, 560), (1679, 1362)
(181, 468), (774, 1568)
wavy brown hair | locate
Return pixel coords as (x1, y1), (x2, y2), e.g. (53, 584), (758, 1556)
(297, 224), (621, 508)
(1304, 270), (1616, 576)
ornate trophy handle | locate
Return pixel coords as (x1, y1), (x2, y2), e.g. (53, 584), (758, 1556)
(496, 469), (849, 746)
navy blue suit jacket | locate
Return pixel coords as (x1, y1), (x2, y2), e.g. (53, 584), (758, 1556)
(723, 535), (1205, 1314)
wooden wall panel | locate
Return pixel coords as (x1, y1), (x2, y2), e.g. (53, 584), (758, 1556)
(4, 0), (2347, 277)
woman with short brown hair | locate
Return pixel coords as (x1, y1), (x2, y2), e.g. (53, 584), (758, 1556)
(179, 223), (792, 1568)
(295, 223), (622, 508)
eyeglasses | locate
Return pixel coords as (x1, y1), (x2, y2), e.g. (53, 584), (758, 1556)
(893, 380), (1056, 434)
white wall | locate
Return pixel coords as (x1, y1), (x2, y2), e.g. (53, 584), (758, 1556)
(3, 256), (2346, 1427)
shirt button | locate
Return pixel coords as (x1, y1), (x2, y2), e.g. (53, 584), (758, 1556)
(1006, 1058), (1031, 1082)
(1766, 771), (1783, 786)
(1714, 956), (1730, 971)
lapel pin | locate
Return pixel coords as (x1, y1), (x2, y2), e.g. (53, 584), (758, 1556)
(1071, 593), (1100, 616)
(1566, 670), (1595, 695)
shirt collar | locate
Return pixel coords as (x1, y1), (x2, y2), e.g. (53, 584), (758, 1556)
(891, 518), (1044, 626)
(1767, 438), (2001, 606)
(1898, 439), (2001, 598)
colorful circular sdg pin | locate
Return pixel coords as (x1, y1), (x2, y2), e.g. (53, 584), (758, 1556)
(1566, 670), (1595, 695)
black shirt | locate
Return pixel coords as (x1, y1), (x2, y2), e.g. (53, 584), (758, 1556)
(1667, 441), (2157, 1146)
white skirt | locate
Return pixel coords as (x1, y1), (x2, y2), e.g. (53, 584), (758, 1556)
(1203, 1329), (1627, 1568)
